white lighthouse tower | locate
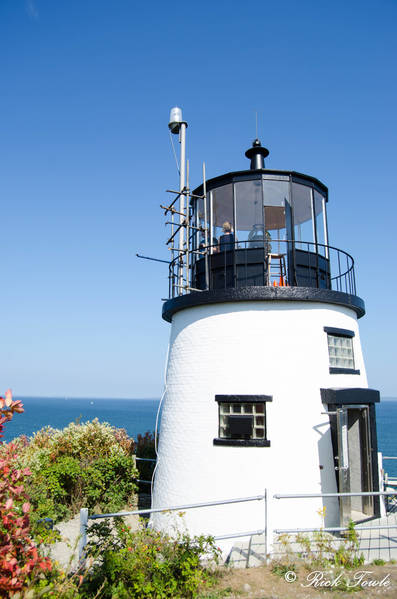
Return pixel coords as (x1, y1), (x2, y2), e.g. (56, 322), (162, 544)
(152, 108), (380, 557)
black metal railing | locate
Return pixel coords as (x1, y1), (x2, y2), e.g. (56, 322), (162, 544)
(168, 240), (356, 299)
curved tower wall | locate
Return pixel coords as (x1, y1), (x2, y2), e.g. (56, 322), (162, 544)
(152, 300), (368, 545)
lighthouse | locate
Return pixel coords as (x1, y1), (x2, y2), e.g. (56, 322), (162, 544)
(151, 108), (381, 557)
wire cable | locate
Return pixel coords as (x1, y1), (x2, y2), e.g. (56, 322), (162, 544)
(150, 340), (170, 503)
(169, 130), (180, 174)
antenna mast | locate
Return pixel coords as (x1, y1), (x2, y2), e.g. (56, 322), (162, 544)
(163, 107), (207, 297)
(168, 107), (187, 294)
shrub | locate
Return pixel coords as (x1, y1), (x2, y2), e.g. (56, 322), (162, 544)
(81, 519), (221, 599)
(0, 390), (54, 595)
(135, 431), (157, 484)
(14, 419), (139, 525)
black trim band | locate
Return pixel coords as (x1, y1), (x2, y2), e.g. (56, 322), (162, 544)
(324, 326), (355, 337)
(329, 367), (360, 375)
(213, 438), (271, 447)
(192, 168), (328, 198)
(320, 388), (380, 404)
(162, 287), (366, 322)
(215, 394), (273, 403)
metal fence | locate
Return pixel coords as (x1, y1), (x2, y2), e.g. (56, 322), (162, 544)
(78, 491), (267, 565)
(78, 488), (397, 566)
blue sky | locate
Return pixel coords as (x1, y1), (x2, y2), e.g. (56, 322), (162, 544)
(0, 0), (396, 398)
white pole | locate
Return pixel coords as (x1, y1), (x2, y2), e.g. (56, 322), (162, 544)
(178, 122), (187, 294)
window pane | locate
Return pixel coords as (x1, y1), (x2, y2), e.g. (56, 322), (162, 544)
(263, 180), (290, 252)
(234, 180), (263, 245)
(292, 183), (314, 249)
(217, 399), (268, 442)
(314, 190), (327, 256)
(327, 334), (355, 369)
(212, 184), (234, 250)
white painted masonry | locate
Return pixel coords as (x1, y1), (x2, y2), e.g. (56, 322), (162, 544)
(151, 299), (368, 552)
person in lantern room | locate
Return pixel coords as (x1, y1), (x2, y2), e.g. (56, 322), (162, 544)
(219, 221), (235, 252)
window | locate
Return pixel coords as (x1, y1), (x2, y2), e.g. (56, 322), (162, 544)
(214, 395), (272, 447)
(324, 327), (360, 375)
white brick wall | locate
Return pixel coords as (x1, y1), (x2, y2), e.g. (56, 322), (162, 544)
(151, 300), (368, 548)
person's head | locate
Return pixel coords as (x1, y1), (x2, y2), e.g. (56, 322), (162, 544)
(222, 221), (232, 233)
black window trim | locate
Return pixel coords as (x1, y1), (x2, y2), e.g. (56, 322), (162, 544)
(214, 394), (272, 447)
(323, 326), (355, 338)
(215, 394), (273, 403)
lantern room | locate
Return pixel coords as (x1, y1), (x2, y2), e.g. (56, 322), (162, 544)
(167, 140), (356, 300)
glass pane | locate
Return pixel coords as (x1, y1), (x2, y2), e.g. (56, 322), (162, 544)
(212, 184), (234, 252)
(292, 183), (314, 250)
(262, 180), (290, 253)
(254, 404), (264, 414)
(234, 180), (263, 245)
(232, 404), (241, 413)
(328, 335), (355, 369)
(314, 190), (327, 256)
(195, 194), (211, 252)
(243, 403), (253, 414)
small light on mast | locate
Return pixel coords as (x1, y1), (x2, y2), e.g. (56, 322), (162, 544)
(168, 106), (183, 134)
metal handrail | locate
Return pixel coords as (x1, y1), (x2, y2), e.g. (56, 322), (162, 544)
(78, 487), (397, 565)
(89, 493), (265, 520)
(274, 491), (396, 499)
(168, 239), (356, 298)
(78, 492), (267, 562)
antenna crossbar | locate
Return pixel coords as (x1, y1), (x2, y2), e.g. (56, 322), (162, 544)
(162, 188), (186, 213)
(165, 221), (204, 232)
(166, 189), (205, 200)
(160, 205), (186, 217)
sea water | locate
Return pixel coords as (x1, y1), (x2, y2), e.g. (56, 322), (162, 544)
(2, 397), (160, 443)
(2, 396), (397, 478)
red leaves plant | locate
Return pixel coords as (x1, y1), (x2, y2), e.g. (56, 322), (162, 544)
(0, 390), (53, 594)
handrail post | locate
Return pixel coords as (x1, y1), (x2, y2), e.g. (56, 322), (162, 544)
(79, 507), (89, 566)
(264, 488), (268, 564)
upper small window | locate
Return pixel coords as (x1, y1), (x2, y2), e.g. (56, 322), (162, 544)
(324, 327), (360, 375)
(214, 395), (272, 447)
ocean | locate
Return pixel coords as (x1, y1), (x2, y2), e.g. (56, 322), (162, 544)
(2, 397), (160, 444)
(2, 396), (397, 478)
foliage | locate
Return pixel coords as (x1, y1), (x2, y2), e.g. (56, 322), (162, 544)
(372, 558), (386, 566)
(135, 431), (156, 484)
(13, 419), (139, 525)
(274, 517), (364, 572)
(0, 391), (54, 595)
(136, 431), (156, 459)
(80, 519), (221, 599)
(294, 522), (364, 570)
(271, 561), (296, 578)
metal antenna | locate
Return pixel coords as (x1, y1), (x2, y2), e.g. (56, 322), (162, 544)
(255, 111), (258, 139)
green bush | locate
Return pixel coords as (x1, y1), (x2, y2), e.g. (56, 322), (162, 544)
(13, 419), (139, 525)
(136, 431), (157, 483)
(81, 520), (221, 599)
